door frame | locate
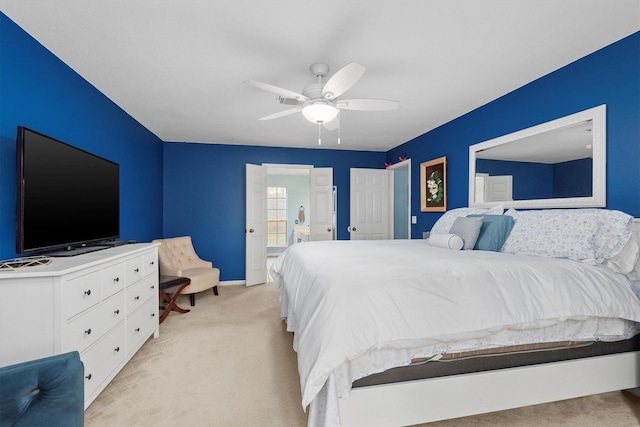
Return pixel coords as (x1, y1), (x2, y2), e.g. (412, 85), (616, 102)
(387, 159), (411, 239)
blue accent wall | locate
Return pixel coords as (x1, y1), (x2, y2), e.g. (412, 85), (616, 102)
(0, 13), (163, 259)
(388, 31), (640, 237)
(162, 142), (384, 280)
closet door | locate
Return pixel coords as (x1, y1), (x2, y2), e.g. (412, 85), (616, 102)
(349, 168), (389, 240)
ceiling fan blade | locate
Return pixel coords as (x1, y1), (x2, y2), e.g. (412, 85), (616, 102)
(245, 80), (308, 101)
(258, 107), (302, 121)
(336, 99), (399, 111)
(322, 63), (366, 100)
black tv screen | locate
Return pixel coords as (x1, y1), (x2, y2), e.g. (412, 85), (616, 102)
(16, 126), (120, 254)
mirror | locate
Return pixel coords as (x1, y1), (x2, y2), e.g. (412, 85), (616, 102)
(469, 104), (606, 209)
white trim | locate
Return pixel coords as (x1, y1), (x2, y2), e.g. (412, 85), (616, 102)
(220, 280), (245, 286)
(339, 351), (640, 426)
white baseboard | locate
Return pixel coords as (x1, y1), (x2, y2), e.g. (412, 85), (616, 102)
(220, 280), (245, 286)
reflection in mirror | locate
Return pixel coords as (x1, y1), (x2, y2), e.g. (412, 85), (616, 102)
(469, 105), (606, 209)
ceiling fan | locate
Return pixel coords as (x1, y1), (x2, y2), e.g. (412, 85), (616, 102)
(245, 62), (399, 133)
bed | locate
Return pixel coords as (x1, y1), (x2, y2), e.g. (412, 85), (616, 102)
(270, 208), (640, 427)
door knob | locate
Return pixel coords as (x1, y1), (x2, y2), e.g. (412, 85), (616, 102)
(249, 228), (255, 233)
(327, 228), (332, 232)
(349, 226), (356, 232)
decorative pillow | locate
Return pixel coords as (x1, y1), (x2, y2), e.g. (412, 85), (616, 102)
(501, 209), (634, 264)
(430, 205), (504, 235)
(449, 217), (483, 250)
(467, 214), (515, 252)
(428, 234), (464, 250)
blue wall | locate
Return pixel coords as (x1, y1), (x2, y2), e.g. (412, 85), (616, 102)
(162, 142), (384, 280)
(388, 32), (640, 237)
(0, 13), (164, 259)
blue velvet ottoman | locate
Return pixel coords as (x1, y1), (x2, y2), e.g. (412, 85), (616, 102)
(0, 351), (84, 426)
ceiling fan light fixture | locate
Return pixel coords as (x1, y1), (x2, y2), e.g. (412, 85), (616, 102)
(302, 102), (339, 124)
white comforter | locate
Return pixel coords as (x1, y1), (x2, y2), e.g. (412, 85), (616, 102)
(271, 239), (640, 412)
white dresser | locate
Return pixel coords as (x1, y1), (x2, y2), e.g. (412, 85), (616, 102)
(0, 243), (160, 408)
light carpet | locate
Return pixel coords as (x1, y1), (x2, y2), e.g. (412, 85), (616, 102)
(85, 284), (640, 427)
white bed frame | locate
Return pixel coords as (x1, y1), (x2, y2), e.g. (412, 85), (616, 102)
(339, 351), (640, 426)
(339, 219), (640, 426)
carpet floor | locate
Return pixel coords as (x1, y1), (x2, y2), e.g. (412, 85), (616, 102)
(85, 284), (640, 427)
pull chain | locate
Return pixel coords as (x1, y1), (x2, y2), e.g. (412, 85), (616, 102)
(337, 111), (341, 145)
(318, 123), (322, 145)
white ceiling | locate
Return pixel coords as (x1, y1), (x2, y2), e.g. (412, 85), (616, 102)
(1, 1), (638, 152)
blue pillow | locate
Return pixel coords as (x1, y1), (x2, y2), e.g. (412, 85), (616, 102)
(467, 214), (514, 252)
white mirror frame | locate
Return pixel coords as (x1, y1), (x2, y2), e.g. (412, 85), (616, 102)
(469, 104), (606, 209)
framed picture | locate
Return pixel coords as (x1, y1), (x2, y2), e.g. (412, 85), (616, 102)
(420, 156), (447, 212)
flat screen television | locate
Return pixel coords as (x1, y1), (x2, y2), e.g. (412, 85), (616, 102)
(16, 126), (120, 255)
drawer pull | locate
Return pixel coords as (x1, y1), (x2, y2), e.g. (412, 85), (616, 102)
(135, 296), (140, 301)
(134, 268), (140, 273)
(151, 313), (155, 317)
(114, 309), (120, 315)
(84, 289), (92, 296)
(85, 328), (92, 335)
(135, 328), (140, 332)
(114, 346), (120, 352)
(150, 285), (155, 289)
(113, 277), (120, 283)
(85, 374), (92, 380)
(150, 261), (155, 265)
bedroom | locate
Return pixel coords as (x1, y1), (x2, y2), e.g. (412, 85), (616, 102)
(0, 1), (639, 426)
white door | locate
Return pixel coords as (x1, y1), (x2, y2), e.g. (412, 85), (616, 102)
(245, 164), (267, 286)
(349, 168), (389, 240)
(487, 175), (513, 202)
(309, 168), (334, 241)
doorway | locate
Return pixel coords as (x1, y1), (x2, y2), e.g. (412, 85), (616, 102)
(245, 164), (335, 286)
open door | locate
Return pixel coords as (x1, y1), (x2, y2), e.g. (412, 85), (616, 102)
(245, 164), (267, 286)
(349, 168), (389, 240)
(309, 168), (334, 241)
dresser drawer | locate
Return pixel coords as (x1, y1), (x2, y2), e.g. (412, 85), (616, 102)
(81, 321), (126, 400)
(126, 274), (156, 315)
(144, 250), (158, 277)
(64, 291), (125, 353)
(64, 270), (102, 319)
(125, 255), (145, 287)
(102, 263), (126, 298)
(126, 297), (157, 356)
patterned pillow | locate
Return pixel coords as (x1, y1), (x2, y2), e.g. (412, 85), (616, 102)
(430, 205), (504, 235)
(501, 209), (634, 264)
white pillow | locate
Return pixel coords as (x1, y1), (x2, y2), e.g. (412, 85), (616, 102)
(430, 205), (504, 235)
(501, 209), (634, 264)
(603, 225), (640, 274)
(449, 217), (483, 249)
(429, 234), (464, 250)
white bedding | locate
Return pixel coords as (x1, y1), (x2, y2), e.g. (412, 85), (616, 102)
(270, 239), (640, 425)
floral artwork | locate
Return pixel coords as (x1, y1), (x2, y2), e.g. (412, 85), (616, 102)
(421, 157), (447, 212)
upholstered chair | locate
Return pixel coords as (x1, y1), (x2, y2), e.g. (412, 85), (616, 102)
(0, 351), (84, 427)
(153, 236), (220, 306)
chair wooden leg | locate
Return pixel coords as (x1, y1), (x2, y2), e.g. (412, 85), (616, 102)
(190, 294), (195, 307)
(213, 285), (219, 296)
